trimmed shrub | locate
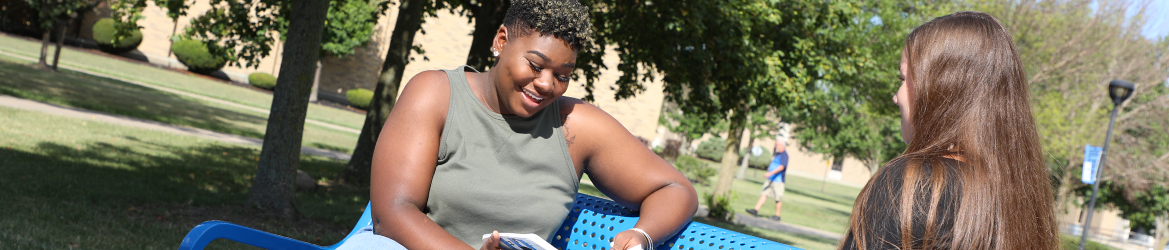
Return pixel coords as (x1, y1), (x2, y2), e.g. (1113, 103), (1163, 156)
(171, 39), (229, 74)
(696, 137), (727, 162)
(675, 155), (716, 186)
(346, 88), (374, 109)
(91, 18), (142, 54)
(248, 73), (277, 90)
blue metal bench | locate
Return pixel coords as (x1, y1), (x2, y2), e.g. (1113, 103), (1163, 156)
(178, 194), (798, 250)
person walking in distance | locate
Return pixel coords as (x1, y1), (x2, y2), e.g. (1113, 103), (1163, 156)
(747, 140), (788, 221)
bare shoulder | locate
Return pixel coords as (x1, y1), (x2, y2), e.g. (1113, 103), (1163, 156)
(556, 96), (636, 149)
(393, 70), (452, 121)
(400, 70), (450, 98)
(556, 96), (618, 129)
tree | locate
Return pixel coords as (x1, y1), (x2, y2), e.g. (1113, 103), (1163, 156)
(248, 0), (331, 216)
(305, 0), (391, 101)
(579, 0), (863, 199)
(780, 0), (954, 176)
(27, 0), (101, 71)
(182, 0), (281, 69)
(736, 105), (781, 179)
(974, 0), (1169, 215)
(448, 0), (510, 70)
(337, 0), (443, 185)
(153, 0), (190, 59)
(660, 100), (727, 154)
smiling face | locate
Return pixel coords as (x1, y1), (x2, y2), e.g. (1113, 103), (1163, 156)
(894, 50), (914, 143)
(490, 27), (578, 117)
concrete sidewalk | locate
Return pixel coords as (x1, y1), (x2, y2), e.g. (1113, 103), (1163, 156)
(0, 95), (351, 160)
(0, 48), (360, 135)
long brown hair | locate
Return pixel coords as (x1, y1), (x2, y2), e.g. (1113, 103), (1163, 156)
(842, 11), (1058, 249)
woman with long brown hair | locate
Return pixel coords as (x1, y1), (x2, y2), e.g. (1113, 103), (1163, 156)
(839, 11), (1059, 249)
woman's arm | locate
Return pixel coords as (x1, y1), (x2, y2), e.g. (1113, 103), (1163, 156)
(369, 70), (476, 249)
(559, 98), (699, 248)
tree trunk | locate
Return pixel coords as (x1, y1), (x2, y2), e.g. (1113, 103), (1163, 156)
(464, 0), (510, 70)
(37, 16), (52, 70)
(337, 0), (430, 186)
(310, 60), (321, 102)
(167, 18), (178, 67)
(1054, 160), (1077, 213)
(51, 19), (67, 71)
(735, 126), (755, 180)
(713, 112), (746, 197)
(247, 0), (331, 217)
(1155, 215), (1168, 250)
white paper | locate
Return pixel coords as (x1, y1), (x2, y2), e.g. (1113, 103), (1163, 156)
(482, 233), (557, 250)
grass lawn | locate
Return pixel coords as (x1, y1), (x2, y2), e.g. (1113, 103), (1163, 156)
(0, 106), (367, 249)
(0, 57), (357, 153)
(579, 169), (849, 250)
(0, 34), (364, 130)
(688, 158), (860, 234)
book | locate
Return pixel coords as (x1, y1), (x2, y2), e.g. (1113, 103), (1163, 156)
(481, 233), (557, 250)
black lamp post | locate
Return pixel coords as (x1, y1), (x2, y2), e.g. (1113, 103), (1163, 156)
(1078, 80), (1134, 250)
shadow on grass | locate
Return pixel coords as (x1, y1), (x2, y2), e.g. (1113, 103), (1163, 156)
(310, 143), (352, 154)
(0, 59), (267, 139)
(0, 141), (367, 249)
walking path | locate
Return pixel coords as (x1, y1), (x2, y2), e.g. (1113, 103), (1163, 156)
(0, 49), (361, 135)
(0, 95), (351, 161)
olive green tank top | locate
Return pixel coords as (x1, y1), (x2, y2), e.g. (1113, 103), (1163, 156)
(426, 66), (579, 247)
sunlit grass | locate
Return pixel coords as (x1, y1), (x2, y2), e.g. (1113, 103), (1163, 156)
(0, 58), (357, 153)
(0, 34), (365, 130)
(0, 106), (365, 249)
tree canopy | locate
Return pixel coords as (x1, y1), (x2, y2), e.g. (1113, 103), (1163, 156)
(181, 0), (389, 68)
(578, 0), (864, 197)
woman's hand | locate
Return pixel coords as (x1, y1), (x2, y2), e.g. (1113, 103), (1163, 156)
(480, 231), (501, 250)
(609, 230), (650, 250)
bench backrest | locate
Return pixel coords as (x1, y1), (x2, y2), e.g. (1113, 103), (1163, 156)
(552, 194), (795, 250)
(330, 194), (795, 250)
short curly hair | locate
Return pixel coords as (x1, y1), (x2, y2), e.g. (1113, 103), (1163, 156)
(503, 0), (594, 51)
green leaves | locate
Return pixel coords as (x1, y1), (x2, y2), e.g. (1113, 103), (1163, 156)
(183, 0), (281, 69)
(319, 0), (390, 58)
(153, 0), (190, 20)
(182, 0), (390, 68)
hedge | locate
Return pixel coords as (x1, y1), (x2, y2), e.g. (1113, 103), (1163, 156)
(91, 18), (142, 54)
(248, 73), (277, 90)
(347, 88), (374, 109)
(696, 138), (727, 162)
(171, 39), (229, 74)
(675, 155), (716, 186)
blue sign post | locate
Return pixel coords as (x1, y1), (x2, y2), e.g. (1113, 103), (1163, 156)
(1082, 145), (1102, 184)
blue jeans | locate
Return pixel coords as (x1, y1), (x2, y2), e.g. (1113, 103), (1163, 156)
(334, 225), (408, 250)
